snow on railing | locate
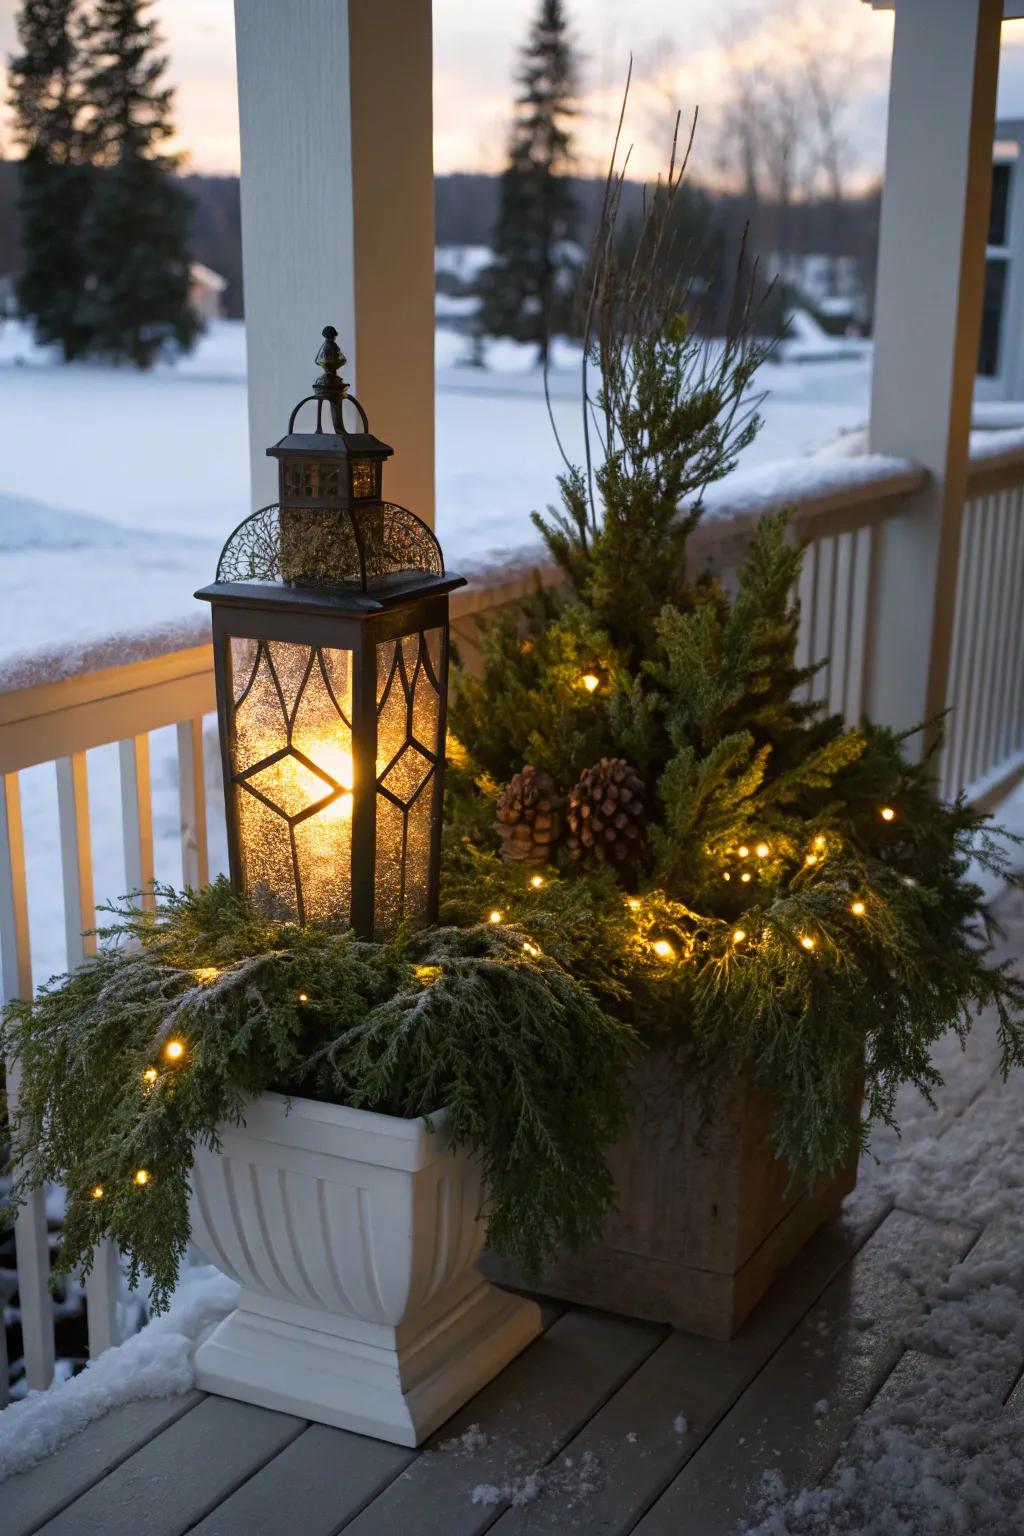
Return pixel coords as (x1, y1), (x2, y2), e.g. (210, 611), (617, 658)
(1, 439), (1023, 1397)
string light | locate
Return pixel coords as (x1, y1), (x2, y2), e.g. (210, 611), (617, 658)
(814, 834), (826, 851)
(755, 842), (769, 859)
(488, 910), (503, 925)
(298, 992), (309, 1003)
(134, 1169), (150, 1186)
(652, 939), (674, 961)
(850, 900), (866, 917)
(163, 1039), (185, 1063)
(723, 872), (731, 882)
(799, 934), (816, 951)
(193, 966), (220, 984)
(880, 807), (895, 822)
(805, 853), (818, 866)
(522, 940), (542, 957)
(91, 1185), (104, 1200)
(627, 897), (641, 909)
(143, 1067), (158, 1085)
(732, 929), (746, 945)
(530, 874), (545, 889)
(740, 871), (752, 883)
(413, 964), (441, 986)
(580, 673), (600, 693)
(738, 845), (749, 858)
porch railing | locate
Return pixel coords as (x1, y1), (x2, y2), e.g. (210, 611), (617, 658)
(2, 438), (1024, 1399)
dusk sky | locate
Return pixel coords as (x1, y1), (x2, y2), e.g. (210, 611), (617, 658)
(1, 2), (1024, 189)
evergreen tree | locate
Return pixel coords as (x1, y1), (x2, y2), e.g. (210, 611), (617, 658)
(8, 0), (93, 359)
(78, 0), (198, 366)
(477, 0), (579, 364)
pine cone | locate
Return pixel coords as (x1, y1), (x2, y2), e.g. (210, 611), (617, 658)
(495, 765), (565, 866)
(566, 757), (647, 880)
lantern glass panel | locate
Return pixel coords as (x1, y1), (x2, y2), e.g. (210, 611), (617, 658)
(229, 636), (354, 924)
(351, 458), (377, 499)
(283, 460), (315, 498)
(374, 627), (445, 938)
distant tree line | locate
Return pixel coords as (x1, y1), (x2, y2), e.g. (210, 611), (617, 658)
(8, 0), (197, 366)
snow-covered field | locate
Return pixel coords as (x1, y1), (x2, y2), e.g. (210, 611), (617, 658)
(0, 317), (872, 657)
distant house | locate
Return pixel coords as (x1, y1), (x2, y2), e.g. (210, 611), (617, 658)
(188, 261), (228, 324)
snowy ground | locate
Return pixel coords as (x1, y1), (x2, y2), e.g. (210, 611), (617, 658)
(0, 317), (872, 656)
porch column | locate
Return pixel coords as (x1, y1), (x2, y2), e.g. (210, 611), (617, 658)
(232, 0), (436, 522)
(864, 0), (1002, 742)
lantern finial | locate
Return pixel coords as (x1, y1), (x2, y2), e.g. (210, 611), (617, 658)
(313, 324), (347, 401)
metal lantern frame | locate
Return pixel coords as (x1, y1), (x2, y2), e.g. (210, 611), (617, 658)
(197, 326), (465, 940)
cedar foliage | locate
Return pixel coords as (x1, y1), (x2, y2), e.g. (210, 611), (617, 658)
(476, 0), (580, 362)
(1, 881), (635, 1309)
(447, 114), (1024, 1181)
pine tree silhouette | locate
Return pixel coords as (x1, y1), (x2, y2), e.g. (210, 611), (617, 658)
(9, 0), (93, 359)
(78, 0), (198, 366)
(477, 0), (579, 365)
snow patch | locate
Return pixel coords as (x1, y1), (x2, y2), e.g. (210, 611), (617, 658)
(0, 1265), (238, 1483)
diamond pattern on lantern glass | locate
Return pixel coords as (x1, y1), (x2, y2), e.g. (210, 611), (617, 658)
(241, 751), (336, 821)
(379, 744), (433, 808)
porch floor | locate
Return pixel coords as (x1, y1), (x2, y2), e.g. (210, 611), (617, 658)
(6, 891), (1024, 1536)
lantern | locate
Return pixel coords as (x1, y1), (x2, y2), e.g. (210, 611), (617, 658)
(197, 325), (465, 939)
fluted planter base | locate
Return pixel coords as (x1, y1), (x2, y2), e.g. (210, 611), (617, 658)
(189, 1091), (541, 1446)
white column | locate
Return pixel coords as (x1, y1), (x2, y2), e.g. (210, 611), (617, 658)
(865, 0), (1002, 741)
(233, 0), (436, 523)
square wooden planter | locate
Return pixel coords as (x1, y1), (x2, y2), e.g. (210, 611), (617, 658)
(482, 1059), (858, 1340)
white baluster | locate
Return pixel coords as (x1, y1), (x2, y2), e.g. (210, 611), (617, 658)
(0, 772), (55, 1391)
(120, 734), (155, 908)
(177, 717), (209, 890)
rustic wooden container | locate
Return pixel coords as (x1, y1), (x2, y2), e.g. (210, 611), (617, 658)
(482, 1059), (858, 1340)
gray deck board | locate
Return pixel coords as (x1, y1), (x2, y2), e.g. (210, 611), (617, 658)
(34, 1396), (306, 1536)
(186, 1423), (413, 1536)
(631, 1208), (977, 1536)
(339, 1307), (666, 1536)
(487, 1195), (892, 1536)
(2, 1391), (203, 1536)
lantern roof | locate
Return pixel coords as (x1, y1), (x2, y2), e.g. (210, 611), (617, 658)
(197, 324), (465, 614)
(266, 325), (395, 461)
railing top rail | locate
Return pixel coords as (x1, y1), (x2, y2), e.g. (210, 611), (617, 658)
(6, 440), (1020, 733)
(965, 428), (1024, 498)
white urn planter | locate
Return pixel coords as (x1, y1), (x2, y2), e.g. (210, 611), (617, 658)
(188, 1091), (542, 1446)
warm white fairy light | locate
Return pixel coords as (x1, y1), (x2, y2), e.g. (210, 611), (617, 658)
(580, 673), (600, 693)
(91, 1185), (104, 1200)
(723, 872), (731, 882)
(163, 1039), (185, 1063)
(134, 1169), (150, 1186)
(740, 871), (752, 883)
(880, 806), (895, 822)
(522, 940), (542, 957)
(413, 964), (441, 985)
(143, 1067), (158, 1085)
(530, 874), (545, 889)
(799, 934), (816, 951)
(193, 966), (220, 984)
(755, 842), (769, 859)
(732, 929), (746, 945)
(805, 853), (818, 866)
(488, 910), (503, 925)
(298, 992), (309, 1003)
(627, 897), (641, 909)
(851, 900), (866, 917)
(652, 939), (674, 960)
(738, 845), (749, 858)
(814, 834), (826, 851)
